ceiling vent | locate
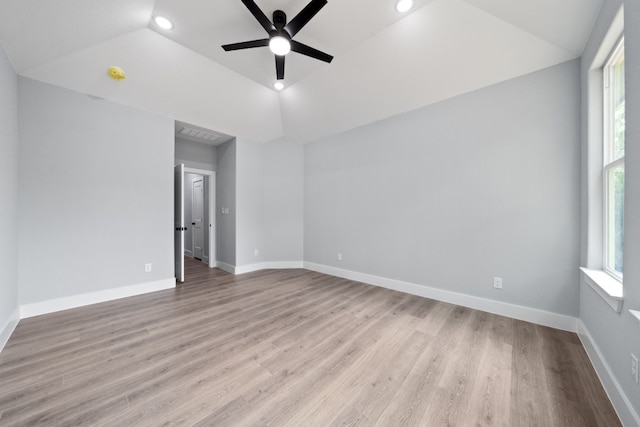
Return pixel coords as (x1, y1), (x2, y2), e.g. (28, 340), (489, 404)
(178, 126), (221, 143)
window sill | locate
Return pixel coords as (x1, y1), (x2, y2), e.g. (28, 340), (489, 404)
(630, 310), (640, 326)
(580, 267), (624, 313)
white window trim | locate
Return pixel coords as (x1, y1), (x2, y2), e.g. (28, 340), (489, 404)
(580, 268), (623, 313)
(602, 37), (624, 281)
(581, 6), (624, 312)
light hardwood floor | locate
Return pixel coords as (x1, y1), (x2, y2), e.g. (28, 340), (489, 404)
(0, 258), (620, 426)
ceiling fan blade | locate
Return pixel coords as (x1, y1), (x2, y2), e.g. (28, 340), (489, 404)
(240, 0), (276, 33)
(222, 38), (269, 51)
(290, 40), (333, 63)
(284, 0), (327, 37)
(276, 55), (285, 80)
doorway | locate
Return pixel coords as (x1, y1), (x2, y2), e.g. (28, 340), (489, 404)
(174, 165), (216, 282)
(192, 178), (205, 260)
(184, 173), (208, 262)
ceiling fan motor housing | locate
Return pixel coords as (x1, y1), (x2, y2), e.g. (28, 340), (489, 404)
(221, 0), (333, 81)
(273, 10), (287, 31)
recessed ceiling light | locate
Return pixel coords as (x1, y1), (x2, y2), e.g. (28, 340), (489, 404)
(274, 81), (285, 91)
(395, 0), (414, 13)
(269, 36), (291, 56)
(154, 15), (173, 30)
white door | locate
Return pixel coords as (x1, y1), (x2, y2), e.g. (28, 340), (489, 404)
(174, 164), (185, 282)
(192, 179), (204, 260)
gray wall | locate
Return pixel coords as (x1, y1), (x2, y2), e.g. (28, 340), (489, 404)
(18, 78), (174, 304)
(175, 137), (217, 171)
(580, 0), (640, 419)
(305, 59), (581, 316)
(235, 138), (265, 266)
(623, 0), (640, 415)
(233, 138), (304, 267)
(0, 43), (19, 339)
(263, 140), (304, 263)
(216, 139), (236, 266)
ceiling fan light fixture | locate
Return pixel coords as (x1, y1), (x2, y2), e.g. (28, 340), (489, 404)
(395, 0), (414, 13)
(221, 0), (333, 81)
(153, 15), (173, 30)
(273, 81), (285, 91)
(269, 36), (291, 56)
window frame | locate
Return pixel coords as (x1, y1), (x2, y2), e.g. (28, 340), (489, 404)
(602, 36), (625, 281)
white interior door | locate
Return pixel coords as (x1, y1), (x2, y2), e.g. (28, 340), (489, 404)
(184, 167), (216, 269)
(192, 179), (204, 260)
(174, 164), (185, 282)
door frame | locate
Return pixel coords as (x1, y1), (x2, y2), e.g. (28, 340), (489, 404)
(184, 167), (216, 268)
(174, 164), (185, 282)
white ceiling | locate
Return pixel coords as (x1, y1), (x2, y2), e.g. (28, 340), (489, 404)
(0, 0), (602, 144)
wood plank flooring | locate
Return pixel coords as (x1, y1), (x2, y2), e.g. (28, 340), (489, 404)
(0, 258), (621, 426)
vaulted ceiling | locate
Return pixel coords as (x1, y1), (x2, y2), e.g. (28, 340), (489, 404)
(0, 0), (602, 143)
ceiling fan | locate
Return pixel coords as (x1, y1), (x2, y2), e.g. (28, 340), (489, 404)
(222, 0), (333, 82)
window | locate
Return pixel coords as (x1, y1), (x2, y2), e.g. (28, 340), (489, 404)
(581, 11), (624, 312)
(603, 38), (624, 280)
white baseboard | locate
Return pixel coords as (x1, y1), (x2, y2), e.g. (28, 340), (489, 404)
(184, 249), (193, 257)
(217, 261), (304, 275)
(20, 278), (176, 319)
(0, 307), (20, 353)
(266, 261), (304, 269)
(235, 263), (265, 275)
(303, 262), (578, 332)
(216, 261), (236, 274)
(577, 321), (640, 427)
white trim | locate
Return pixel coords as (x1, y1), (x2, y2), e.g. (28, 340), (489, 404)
(0, 308), (20, 353)
(216, 261), (304, 275)
(589, 5), (624, 71)
(183, 167), (215, 175)
(265, 261), (304, 269)
(216, 261), (236, 274)
(303, 262), (578, 332)
(630, 310), (640, 326)
(577, 320), (640, 427)
(20, 278), (176, 319)
(184, 249), (193, 257)
(235, 263), (265, 275)
(580, 267), (624, 312)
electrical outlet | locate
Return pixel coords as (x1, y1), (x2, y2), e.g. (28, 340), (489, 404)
(337, 253), (342, 261)
(493, 277), (503, 289)
(144, 263), (152, 273)
(254, 249), (259, 256)
(632, 353), (639, 384)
